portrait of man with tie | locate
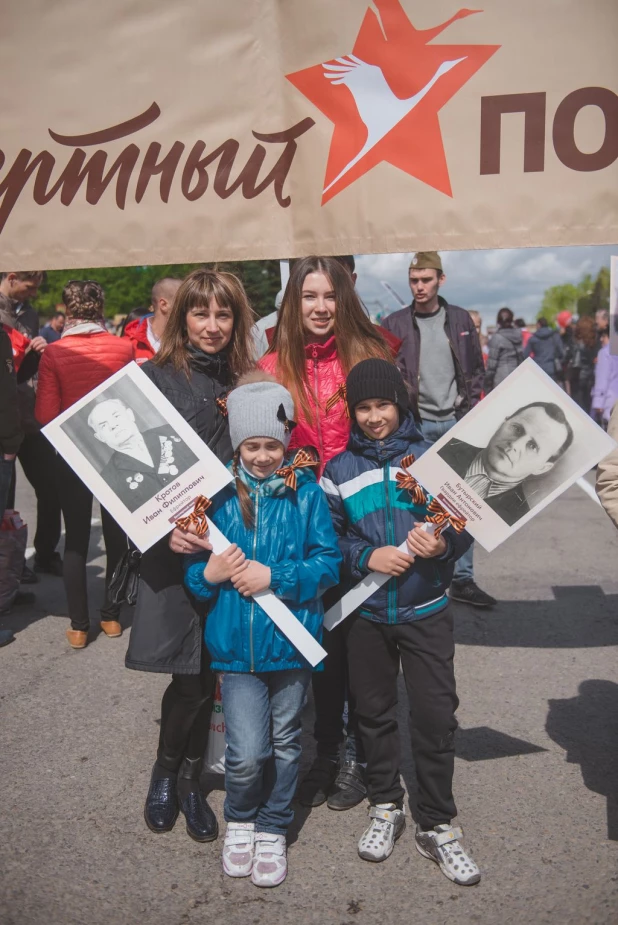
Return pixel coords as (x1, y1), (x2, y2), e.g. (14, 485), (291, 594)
(437, 402), (574, 526)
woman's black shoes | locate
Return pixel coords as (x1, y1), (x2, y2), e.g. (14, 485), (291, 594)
(179, 791), (219, 842)
(144, 771), (179, 833)
(177, 756), (219, 842)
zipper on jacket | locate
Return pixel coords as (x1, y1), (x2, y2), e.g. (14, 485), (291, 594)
(249, 484), (261, 673)
(443, 314), (471, 412)
(382, 459), (397, 624)
(312, 351), (325, 461)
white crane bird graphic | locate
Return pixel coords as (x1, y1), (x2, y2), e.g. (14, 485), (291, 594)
(322, 53), (466, 193)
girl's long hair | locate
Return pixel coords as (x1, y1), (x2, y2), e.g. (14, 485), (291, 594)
(155, 269), (255, 378)
(575, 315), (596, 349)
(232, 451), (255, 529)
(266, 256), (392, 421)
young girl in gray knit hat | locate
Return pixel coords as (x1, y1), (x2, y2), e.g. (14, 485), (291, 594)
(183, 372), (341, 888)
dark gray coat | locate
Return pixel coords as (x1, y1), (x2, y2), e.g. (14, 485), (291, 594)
(485, 327), (523, 390)
(125, 350), (233, 674)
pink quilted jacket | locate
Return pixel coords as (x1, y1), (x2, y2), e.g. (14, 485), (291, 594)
(258, 336), (351, 476)
(35, 331), (134, 425)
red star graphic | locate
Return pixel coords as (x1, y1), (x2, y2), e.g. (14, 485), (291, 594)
(286, 1), (500, 203)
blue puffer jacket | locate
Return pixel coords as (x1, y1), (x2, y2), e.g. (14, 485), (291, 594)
(183, 453), (341, 673)
(320, 413), (472, 624)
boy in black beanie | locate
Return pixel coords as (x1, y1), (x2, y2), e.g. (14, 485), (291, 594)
(320, 358), (480, 884)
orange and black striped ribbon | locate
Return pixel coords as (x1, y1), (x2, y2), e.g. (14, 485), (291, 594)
(425, 498), (467, 536)
(275, 448), (319, 491)
(325, 382), (350, 418)
(395, 454), (427, 505)
(175, 495), (212, 537)
(215, 396), (228, 417)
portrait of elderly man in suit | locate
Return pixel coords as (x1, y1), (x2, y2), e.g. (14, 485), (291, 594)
(87, 397), (198, 513)
(438, 401), (574, 526)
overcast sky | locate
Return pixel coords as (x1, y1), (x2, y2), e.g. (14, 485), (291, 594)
(354, 244), (616, 328)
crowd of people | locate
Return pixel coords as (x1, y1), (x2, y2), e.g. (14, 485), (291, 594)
(479, 304), (617, 425)
(1, 255), (617, 891)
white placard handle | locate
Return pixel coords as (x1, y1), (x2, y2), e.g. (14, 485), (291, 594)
(206, 519), (327, 667)
(324, 523), (436, 632)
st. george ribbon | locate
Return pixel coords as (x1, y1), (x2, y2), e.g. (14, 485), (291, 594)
(177, 497), (327, 667)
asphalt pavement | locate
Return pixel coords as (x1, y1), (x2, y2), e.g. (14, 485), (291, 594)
(1, 470), (617, 925)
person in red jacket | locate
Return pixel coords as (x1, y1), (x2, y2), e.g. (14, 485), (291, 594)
(259, 255), (397, 814)
(123, 277), (182, 364)
(36, 280), (134, 650)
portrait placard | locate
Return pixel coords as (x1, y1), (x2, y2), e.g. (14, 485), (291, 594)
(408, 359), (617, 551)
(43, 362), (328, 666)
(42, 362), (233, 553)
(610, 256), (618, 357)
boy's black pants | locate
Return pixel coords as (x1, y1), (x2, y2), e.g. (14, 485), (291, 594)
(346, 608), (458, 830)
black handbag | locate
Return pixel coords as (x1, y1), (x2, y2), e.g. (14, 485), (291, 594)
(108, 539), (142, 606)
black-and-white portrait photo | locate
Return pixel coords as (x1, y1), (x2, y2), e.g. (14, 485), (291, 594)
(60, 378), (199, 513)
(438, 401), (574, 525)
(409, 359), (616, 552)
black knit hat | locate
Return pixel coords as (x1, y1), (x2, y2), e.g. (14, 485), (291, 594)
(346, 359), (409, 416)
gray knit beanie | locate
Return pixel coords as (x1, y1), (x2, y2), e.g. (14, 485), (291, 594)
(227, 380), (296, 451)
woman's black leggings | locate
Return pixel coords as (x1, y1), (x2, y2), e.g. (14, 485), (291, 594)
(55, 454), (126, 631)
(157, 652), (215, 771)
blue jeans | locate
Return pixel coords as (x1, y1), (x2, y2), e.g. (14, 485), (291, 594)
(419, 418), (474, 584)
(221, 668), (311, 835)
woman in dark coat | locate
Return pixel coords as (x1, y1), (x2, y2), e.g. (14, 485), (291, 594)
(126, 269), (254, 842)
(484, 306), (523, 392)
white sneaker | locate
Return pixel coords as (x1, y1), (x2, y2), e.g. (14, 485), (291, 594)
(357, 803), (406, 862)
(251, 832), (287, 887)
(415, 823), (481, 885)
(222, 822), (255, 878)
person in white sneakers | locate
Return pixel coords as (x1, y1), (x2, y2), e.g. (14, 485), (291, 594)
(321, 359), (480, 885)
(183, 375), (341, 887)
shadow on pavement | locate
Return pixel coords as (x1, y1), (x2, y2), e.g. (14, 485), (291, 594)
(454, 585), (618, 648)
(546, 679), (618, 841)
(455, 726), (547, 761)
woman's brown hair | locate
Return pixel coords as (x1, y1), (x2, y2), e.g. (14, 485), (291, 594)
(62, 280), (105, 320)
(496, 306), (514, 328)
(575, 315), (597, 349)
(155, 269), (255, 378)
(267, 256), (393, 421)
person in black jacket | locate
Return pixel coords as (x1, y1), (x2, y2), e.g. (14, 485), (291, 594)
(0, 327), (23, 644)
(126, 269), (255, 844)
(0, 272), (63, 579)
(381, 252), (494, 609)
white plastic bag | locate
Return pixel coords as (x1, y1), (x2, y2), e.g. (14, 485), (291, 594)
(204, 675), (226, 773)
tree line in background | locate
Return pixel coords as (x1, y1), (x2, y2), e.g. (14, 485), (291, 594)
(538, 265), (610, 324)
(32, 258), (611, 327)
(35, 260), (281, 320)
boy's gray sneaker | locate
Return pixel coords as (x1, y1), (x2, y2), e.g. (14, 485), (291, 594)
(358, 803), (405, 862)
(415, 823), (481, 885)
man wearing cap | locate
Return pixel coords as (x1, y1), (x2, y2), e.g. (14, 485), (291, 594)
(381, 252), (494, 608)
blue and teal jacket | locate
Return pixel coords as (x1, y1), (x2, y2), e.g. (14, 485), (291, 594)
(320, 412), (472, 624)
(183, 452), (341, 673)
